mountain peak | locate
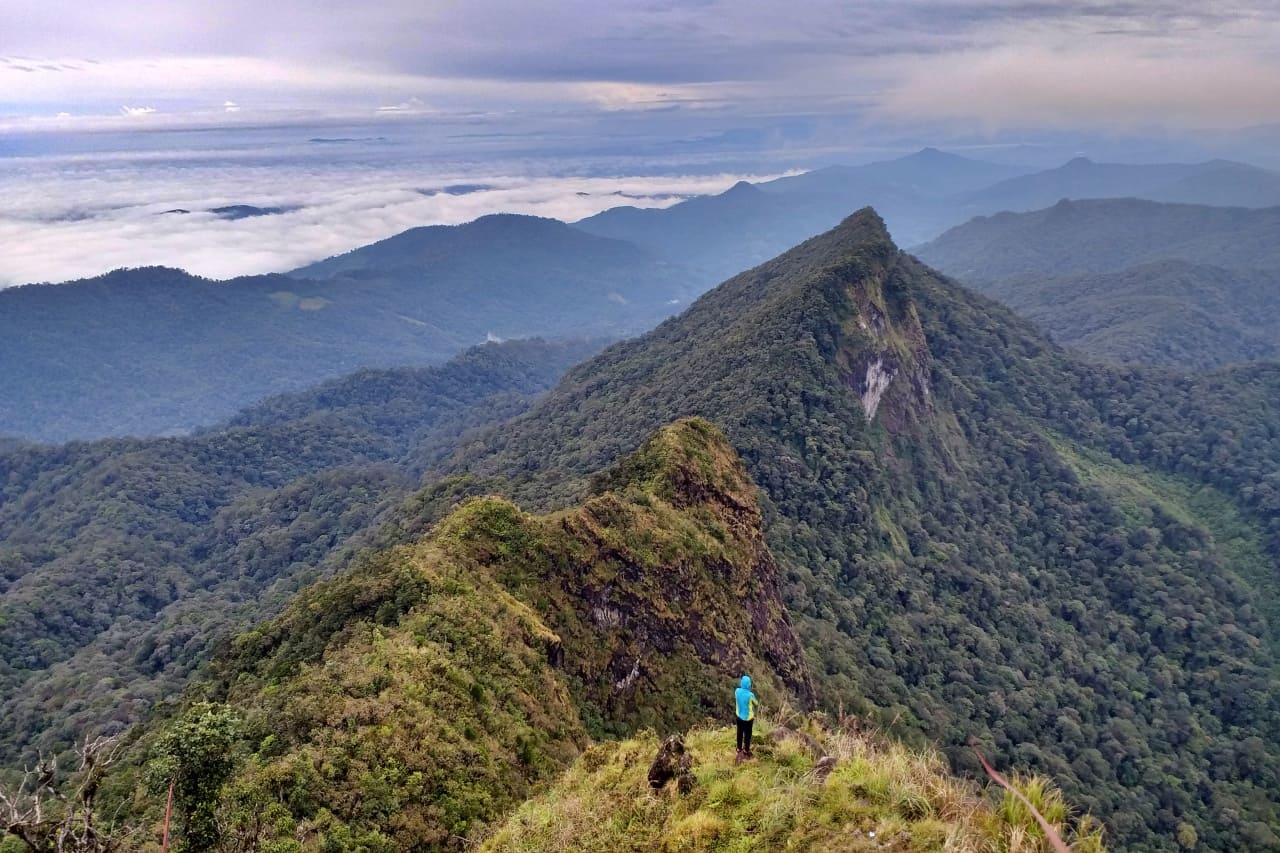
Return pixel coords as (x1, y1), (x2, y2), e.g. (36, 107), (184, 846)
(468, 212), (567, 231)
(721, 179), (763, 197)
(901, 145), (951, 162)
(774, 206), (899, 280)
(592, 417), (757, 513)
(392, 213), (570, 243)
(831, 206), (894, 246)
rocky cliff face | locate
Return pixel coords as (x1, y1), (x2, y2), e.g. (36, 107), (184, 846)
(816, 216), (933, 427)
(434, 417), (812, 734)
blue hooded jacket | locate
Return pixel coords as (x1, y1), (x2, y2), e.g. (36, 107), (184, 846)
(735, 675), (759, 721)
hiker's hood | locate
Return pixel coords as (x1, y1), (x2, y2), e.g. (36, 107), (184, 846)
(740, 675), (751, 689)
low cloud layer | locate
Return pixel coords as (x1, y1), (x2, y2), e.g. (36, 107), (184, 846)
(0, 140), (789, 286)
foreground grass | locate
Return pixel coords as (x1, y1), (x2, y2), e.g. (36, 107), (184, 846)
(483, 719), (1105, 852)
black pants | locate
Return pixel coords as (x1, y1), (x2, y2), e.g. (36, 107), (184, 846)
(736, 717), (753, 752)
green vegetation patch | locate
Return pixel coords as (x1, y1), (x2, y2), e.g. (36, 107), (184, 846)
(1048, 433), (1278, 649)
(217, 540), (587, 852)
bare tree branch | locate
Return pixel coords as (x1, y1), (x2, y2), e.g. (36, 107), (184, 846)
(1, 733), (142, 853)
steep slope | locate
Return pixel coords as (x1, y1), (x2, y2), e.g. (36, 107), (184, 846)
(433, 210), (1280, 850)
(981, 261), (1280, 368)
(0, 215), (679, 442)
(0, 339), (600, 765)
(153, 420), (808, 851)
(915, 197), (1280, 280)
(958, 156), (1280, 215)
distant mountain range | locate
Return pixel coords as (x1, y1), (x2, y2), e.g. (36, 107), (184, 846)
(916, 197), (1280, 280)
(955, 156), (1280, 217)
(576, 149), (1280, 287)
(0, 216), (684, 442)
(7, 149), (1280, 442)
(916, 198), (1280, 368)
(575, 147), (1029, 278)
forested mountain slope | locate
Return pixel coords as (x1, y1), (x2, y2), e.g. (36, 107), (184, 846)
(914, 198), (1280, 368)
(0, 215), (678, 442)
(430, 210), (1280, 850)
(130, 420), (810, 851)
(286, 213), (695, 324)
(978, 261), (1280, 368)
(0, 338), (599, 764)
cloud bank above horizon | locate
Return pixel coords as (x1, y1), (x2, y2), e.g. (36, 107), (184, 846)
(4, 0), (1280, 133)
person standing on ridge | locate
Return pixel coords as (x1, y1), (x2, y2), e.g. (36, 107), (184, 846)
(735, 675), (759, 759)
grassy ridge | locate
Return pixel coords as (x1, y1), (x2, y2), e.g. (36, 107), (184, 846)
(128, 420), (810, 850)
(484, 718), (1105, 852)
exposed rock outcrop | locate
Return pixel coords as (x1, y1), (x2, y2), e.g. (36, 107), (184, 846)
(441, 417), (813, 730)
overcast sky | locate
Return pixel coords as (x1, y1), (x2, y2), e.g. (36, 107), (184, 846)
(6, 1), (1280, 287)
(5, 0), (1280, 133)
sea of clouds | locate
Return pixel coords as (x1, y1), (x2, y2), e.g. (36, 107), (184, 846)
(0, 128), (795, 287)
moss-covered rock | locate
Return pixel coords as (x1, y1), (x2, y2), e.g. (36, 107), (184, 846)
(443, 417), (813, 735)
